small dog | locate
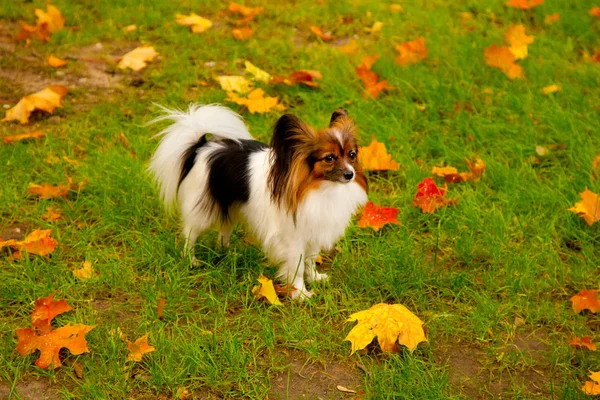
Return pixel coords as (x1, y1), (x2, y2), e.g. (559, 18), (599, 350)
(149, 105), (368, 299)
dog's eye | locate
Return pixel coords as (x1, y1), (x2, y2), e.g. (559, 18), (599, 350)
(348, 150), (357, 160)
(324, 155), (335, 163)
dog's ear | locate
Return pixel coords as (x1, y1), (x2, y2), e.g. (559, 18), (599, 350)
(329, 108), (349, 126)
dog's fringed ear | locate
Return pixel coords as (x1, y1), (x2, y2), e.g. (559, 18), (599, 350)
(329, 108), (349, 126)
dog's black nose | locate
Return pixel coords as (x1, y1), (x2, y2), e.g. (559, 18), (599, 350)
(343, 171), (354, 180)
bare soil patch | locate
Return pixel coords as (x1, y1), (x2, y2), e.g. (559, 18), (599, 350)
(0, 378), (60, 400)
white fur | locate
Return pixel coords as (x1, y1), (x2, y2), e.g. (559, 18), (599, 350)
(149, 105), (368, 299)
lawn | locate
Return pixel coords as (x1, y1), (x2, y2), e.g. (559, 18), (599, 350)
(1, 0), (600, 398)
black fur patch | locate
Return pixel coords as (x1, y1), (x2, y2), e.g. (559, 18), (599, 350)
(329, 108), (348, 126)
(178, 135), (208, 188)
(207, 139), (268, 221)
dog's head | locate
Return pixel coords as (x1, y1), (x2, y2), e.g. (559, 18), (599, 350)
(268, 108), (368, 213)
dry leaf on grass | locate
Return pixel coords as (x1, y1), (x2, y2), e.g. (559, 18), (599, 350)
(126, 333), (156, 362)
(117, 45), (158, 71)
(232, 27), (254, 41)
(217, 76), (253, 94)
(359, 137), (400, 171)
(589, 6), (600, 19)
(43, 207), (62, 222)
(31, 293), (72, 334)
(395, 38), (427, 66)
(357, 201), (400, 232)
(569, 189), (600, 226)
(413, 178), (457, 213)
(505, 0), (544, 9)
(545, 13), (560, 24)
(432, 158), (486, 183)
(310, 26), (333, 41)
(16, 5), (65, 42)
(541, 85), (560, 95)
(0, 229), (58, 257)
(28, 177), (87, 200)
(244, 61), (271, 83)
(48, 55), (67, 67)
(2, 85), (68, 124)
(570, 336), (597, 351)
(2, 130), (45, 144)
(73, 261), (93, 281)
(344, 303), (427, 354)
(157, 298), (166, 320)
(505, 24), (534, 60)
(252, 275), (283, 305)
(583, 371), (600, 395)
(175, 13), (213, 33)
(226, 88), (285, 114)
(272, 70), (322, 88)
(228, 2), (264, 25)
(571, 289), (600, 313)
(338, 39), (359, 56)
(484, 44), (523, 80)
(355, 54), (392, 99)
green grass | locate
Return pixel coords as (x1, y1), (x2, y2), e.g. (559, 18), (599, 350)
(1, 0), (600, 398)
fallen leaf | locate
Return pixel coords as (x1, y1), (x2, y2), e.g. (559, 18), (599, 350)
(357, 202), (400, 231)
(590, 7), (600, 19)
(433, 158), (486, 183)
(394, 37), (427, 66)
(273, 283), (297, 298)
(72, 360), (84, 378)
(359, 137), (400, 171)
(413, 177), (457, 213)
(338, 39), (359, 56)
(365, 21), (383, 35)
(157, 298), (166, 320)
(73, 261), (93, 281)
(35, 5), (65, 33)
(244, 61), (271, 83)
(505, 24), (534, 60)
(175, 13), (213, 33)
(355, 54), (392, 99)
(226, 88), (285, 114)
(0, 228), (58, 257)
(2, 85), (68, 124)
(117, 45), (158, 72)
(228, 2), (264, 25)
(43, 207), (62, 222)
(31, 293), (72, 334)
(541, 84), (560, 95)
(544, 13), (560, 24)
(15, 20), (51, 42)
(252, 275), (283, 305)
(310, 26), (333, 41)
(217, 75), (252, 94)
(571, 289), (600, 313)
(484, 44), (523, 79)
(390, 4), (404, 13)
(583, 371), (600, 395)
(124, 24), (137, 32)
(336, 385), (357, 394)
(16, 323), (96, 369)
(232, 26), (254, 41)
(505, 0), (544, 9)
(344, 303), (427, 354)
(2, 130), (45, 144)
(569, 189), (600, 225)
(272, 70), (322, 88)
(28, 177), (87, 200)
(48, 55), (67, 68)
(176, 387), (190, 400)
(126, 333), (156, 362)
(570, 336), (597, 351)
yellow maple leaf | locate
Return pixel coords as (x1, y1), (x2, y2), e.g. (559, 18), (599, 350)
(338, 39), (359, 56)
(175, 13), (213, 33)
(232, 26), (254, 41)
(251, 275), (283, 305)
(359, 137), (400, 171)
(344, 303), (427, 354)
(117, 45), (159, 71)
(244, 61), (271, 83)
(226, 88), (285, 114)
(583, 371), (600, 395)
(217, 76), (252, 94)
(483, 44), (523, 80)
(569, 189), (600, 225)
(505, 24), (534, 60)
(35, 5), (65, 33)
(48, 55), (67, 68)
(73, 261), (94, 281)
(2, 85), (68, 124)
(394, 37), (427, 66)
(541, 84), (560, 95)
(126, 333), (156, 362)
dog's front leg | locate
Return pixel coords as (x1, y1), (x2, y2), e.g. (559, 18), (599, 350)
(276, 249), (312, 300)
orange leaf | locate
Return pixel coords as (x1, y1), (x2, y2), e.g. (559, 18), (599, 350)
(544, 13), (560, 24)
(226, 88), (285, 114)
(484, 44), (523, 79)
(2, 130), (45, 144)
(157, 298), (166, 320)
(43, 207), (62, 222)
(569, 189), (600, 225)
(232, 26), (254, 41)
(357, 202), (400, 232)
(359, 137), (400, 171)
(394, 38), (427, 66)
(505, 24), (534, 60)
(412, 178), (457, 213)
(73, 261), (94, 281)
(175, 13), (213, 33)
(228, 2), (263, 25)
(28, 177), (87, 200)
(0, 228), (58, 257)
(355, 54), (392, 99)
(16, 324), (96, 369)
(338, 39), (359, 56)
(31, 293), (72, 334)
(310, 26), (333, 41)
(435, 158), (486, 183)
(48, 55), (67, 68)
(2, 85), (68, 124)
(570, 336), (597, 351)
(432, 166), (463, 183)
(126, 333), (156, 362)
(505, 0), (544, 9)
(35, 5), (65, 33)
(571, 289), (600, 313)
(589, 7), (600, 19)
(15, 20), (51, 42)
(272, 70), (323, 88)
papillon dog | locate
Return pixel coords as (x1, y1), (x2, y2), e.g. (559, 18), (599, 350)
(149, 105), (368, 299)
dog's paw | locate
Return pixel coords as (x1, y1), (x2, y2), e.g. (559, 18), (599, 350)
(191, 256), (201, 267)
(290, 288), (314, 301)
(313, 272), (329, 282)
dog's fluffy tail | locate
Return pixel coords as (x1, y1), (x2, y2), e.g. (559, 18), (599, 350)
(148, 104), (252, 211)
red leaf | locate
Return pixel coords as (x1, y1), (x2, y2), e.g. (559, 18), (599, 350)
(412, 178), (457, 213)
(570, 336), (597, 351)
(357, 202), (400, 231)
